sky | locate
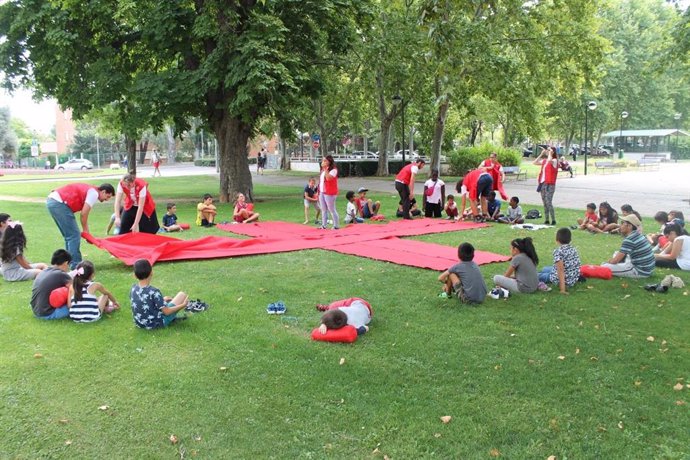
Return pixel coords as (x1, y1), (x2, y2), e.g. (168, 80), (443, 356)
(0, 87), (56, 135)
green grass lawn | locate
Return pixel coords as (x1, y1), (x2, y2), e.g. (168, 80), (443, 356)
(0, 176), (688, 459)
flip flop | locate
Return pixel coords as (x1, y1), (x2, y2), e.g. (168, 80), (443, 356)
(266, 303), (276, 314)
(274, 301), (286, 315)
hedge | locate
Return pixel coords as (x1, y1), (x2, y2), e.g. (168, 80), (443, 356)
(448, 144), (522, 176)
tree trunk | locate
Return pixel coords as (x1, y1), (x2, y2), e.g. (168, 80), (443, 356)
(430, 96), (450, 175)
(126, 136), (137, 176)
(214, 116), (253, 203)
(166, 125), (177, 165)
(138, 139), (148, 165)
(279, 136), (289, 171)
(375, 119), (392, 176)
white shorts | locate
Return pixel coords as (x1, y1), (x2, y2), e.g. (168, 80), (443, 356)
(304, 199), (320, 209)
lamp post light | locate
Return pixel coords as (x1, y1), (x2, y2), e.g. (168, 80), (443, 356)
(619, 111), (628, 160)
(584, 100), (597, 176)
(674, 113), (682, 162)
(392, 95), (405, 165)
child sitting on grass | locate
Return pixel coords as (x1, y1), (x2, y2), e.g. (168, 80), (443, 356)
(576, 203), (598, 230)
(130, 259), (189, 329)
(233, 193), (260, 223)
(444, 194), (459, 220)
(1, 221), (48, 282)
(196, 193), (217, 227)
(492, 237), (539, 295)
(344, 191), (364, 224)
(316, 298), (372, 336)
(160, 203), (183, 232)
(69, 260), (120, 322)
(486, 191), (501, 221)
(538, 227), (582, 294)
(496, 196), (524, 224)
(438, 242), (487, 304)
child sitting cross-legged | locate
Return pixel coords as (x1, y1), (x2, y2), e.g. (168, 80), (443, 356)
(438, 242), (487, 304)
(160, 202), (183, 232)
(576, 203), (598, 230)
(344, 191), (364, 224)
(130, 259), (189, 329)
(69, 260), (120, 322)
(537, 227), (582, 294)
(233, 193), (260, 224)
(496, 196), (524, 224)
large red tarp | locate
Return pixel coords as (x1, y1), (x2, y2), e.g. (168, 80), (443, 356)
(82, 219), (510, 271)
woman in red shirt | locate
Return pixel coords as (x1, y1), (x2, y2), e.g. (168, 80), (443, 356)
(113, 174), (160, 234)
(533, 146), (558, 225)
(318, 155), (340, 229)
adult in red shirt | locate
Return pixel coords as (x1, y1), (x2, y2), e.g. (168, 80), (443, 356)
(533, 146), (558, 225)
(46, 183), (115, 268)
(478, 152), (508, 200)
(318, 155), (340, 229)
(394, 159), (426, 220)
(113, 174), (160, 234)
(456, 169), (493, 222)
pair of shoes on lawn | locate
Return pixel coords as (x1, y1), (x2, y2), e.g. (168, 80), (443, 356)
(537, 281), (552, 292)
(267, 301), (286, 315)
(186, 299), (210, 313)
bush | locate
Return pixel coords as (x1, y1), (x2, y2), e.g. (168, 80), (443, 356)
(448, 144), (522, 176)
(194, 159), (216, 167)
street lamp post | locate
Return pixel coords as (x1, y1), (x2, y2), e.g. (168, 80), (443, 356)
(674, 113), (682, 162)
(584, 100), (597, 176)
(392, 95), (405, 165)
(619, 111), (628, 160)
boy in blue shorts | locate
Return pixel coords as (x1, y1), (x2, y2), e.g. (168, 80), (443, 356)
(130, 259), (189, 329)
(160, 202), (183, 232)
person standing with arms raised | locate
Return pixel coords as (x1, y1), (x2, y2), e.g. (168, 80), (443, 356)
(113, 173), (160, 234)
(395, 159), (426, 220)
(46, 183), (115, 268)
(319, 155), (340, 230)
(534, 146), (559, 225)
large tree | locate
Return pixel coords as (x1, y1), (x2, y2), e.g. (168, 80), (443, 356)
(0, 107), (18, 160)
(1, 1), (369, 201)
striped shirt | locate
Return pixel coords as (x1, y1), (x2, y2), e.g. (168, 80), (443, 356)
(69, 282), (101, 323)
(620, 231), (655, 277)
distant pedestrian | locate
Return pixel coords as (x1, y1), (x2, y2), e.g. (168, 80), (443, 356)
(151, 150), (162, 177)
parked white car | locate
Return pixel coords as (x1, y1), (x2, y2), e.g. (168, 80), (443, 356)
(55, 159), (94, 171)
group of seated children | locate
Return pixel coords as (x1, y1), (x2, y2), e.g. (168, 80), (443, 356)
(575, 202), (645, 235)
(194, 192), (260, 227)
(345, 188), (382, 224)
(438, 228), (583, 304)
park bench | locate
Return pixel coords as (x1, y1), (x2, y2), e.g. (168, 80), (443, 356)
(636, 158), (661, 171)
(594, 161), (622, 174)
(503, 165), (527, 181)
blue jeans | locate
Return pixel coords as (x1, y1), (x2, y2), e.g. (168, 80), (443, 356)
(47, 198), (81, 268)
(36, 306), (70, 320)
(538, 265), (554, 283)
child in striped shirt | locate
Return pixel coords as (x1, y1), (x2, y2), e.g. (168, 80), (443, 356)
(69, 261), (120, 323)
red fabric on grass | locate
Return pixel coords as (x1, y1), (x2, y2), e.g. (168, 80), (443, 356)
(83, 218), (509, 270)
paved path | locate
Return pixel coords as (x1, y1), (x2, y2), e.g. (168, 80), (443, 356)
(252, 163), (690, 218)
(3, 162), (688, 217)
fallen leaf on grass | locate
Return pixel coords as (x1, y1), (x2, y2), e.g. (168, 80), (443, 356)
(557, 355), (566, 360)
(676, 400), (686, 406)
(434, 433), (442, 438)
(194, 435), (202, 441)
(339, 358), (345, 365)
(440, 415), (452, 424)
(236, 296), (242, 302)
(597, 426), (607, 432)
(98, 405), (109, 411)
(662, 340), (667, 346)
(622, 294), (631, 300)
(586, 285), (594, 289)
(490, 448), (501, 457)
(647, 336), (655, 342)
(594, 324), (600, 330)
(673, 383), (684, 391)
(620, 282), (629, 289)
(575, 348), (580, 355)
(590, 356), (598, 361)
(494, 364), (502, 370)
(384, 455), (391, 460)
(547, 456), (557, 460)
(169, 434), (179, 445)
(617, 421), (624, 430)
(58, 419), (69, 424)
(634, 381), (642, 387)
(65, 440), (72, 446)
(683, 291), (688, 296)
(219, 367), (227, 371)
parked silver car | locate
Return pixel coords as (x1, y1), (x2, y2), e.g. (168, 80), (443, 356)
(55, 159), (94, 171)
